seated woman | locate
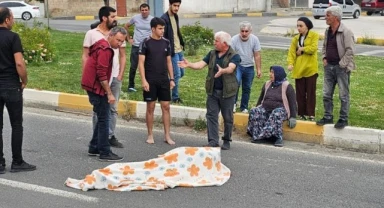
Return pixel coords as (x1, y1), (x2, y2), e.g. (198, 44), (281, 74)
(247, 66), (297, 147)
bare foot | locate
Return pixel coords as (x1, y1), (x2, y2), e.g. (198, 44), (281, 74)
(164, 138), (175, 145)
(146, 135), (155, 144)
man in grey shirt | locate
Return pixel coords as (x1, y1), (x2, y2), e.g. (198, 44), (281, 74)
(125, 3), (153, 92)
(231, 21), (262, 113)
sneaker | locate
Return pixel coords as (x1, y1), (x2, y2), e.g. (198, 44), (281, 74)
(172, 98), (183, 104)
(99, 152), (123, 162)
(88, 148), (100, 156)
(274, 136), (284, 147)
(10, 161), (36, 173)
(308, 116), (315, 121)
(0, 165), (5, 174)
(316, 117), (333, 126)
(233, 105), (237, 113)
(128, 87), (137, 92)
(204, 143), (220, 148)
(241, 109), (249, 114)
(109, 136), (124, 148)
(334, 119), (348, 129)
(299, 115), (307, 120)
(221, 141), (231, 150)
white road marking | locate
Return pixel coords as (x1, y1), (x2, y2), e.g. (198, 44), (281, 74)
(357, 50), (384, 56)
(0, 178), (99, 203)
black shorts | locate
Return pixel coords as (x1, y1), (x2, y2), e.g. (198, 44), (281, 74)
(143, 79), (171, 102)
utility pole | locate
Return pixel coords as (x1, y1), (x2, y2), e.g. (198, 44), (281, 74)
(266, 0), (272, 12)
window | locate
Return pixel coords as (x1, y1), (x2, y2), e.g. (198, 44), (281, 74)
(333, 0), (344, 4)
(345, 0), (354, 5)
(314, 0), (329, 4)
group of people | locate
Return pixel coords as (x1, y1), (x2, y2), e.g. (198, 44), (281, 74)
(247, 6), (355, 146)
(0, 2), (356, 173)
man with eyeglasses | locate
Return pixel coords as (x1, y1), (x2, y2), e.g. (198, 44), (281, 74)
(231, 21), (262, 114)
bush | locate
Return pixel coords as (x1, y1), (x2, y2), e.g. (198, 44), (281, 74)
(181, 21), (214, 56)
(12, 20), (55, 65)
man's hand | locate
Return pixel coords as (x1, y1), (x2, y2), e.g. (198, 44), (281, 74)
(288, 117), (297, 129)
(128, 38), (134, 45)
(256, 69), (262, 78)
(178, 59), (189, 68)
(170, 80), (175, 90)
(117, 74), (123, 82)
(214, 64), (225, 78)
(21, 82), (27, 90)
(288, 65), (294, 71)
(142, 80), (150, 92)
(323, 59), (328, 67)
(107, 93), (116, 104)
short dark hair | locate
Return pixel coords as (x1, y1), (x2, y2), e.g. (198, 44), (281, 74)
(0, 7), (11, 24)
(150, 17), (165, 28)
(139, 3), (150, 10)
(98, 6), (116, 22)
(169, 0), (181, 5)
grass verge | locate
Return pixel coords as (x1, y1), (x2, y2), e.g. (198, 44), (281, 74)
(26, 30), (384, 130)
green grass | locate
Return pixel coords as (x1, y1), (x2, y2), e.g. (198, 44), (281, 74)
(27, 30), (384, 130)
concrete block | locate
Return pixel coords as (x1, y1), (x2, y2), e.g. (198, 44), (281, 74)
(24, 89), (60, 107)
(283, 121), (324, 144)
(323, 125), (381, 153)
(379, 130), (384, 154)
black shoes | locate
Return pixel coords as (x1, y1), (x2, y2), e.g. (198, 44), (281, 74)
(221, 141), (230, 150)
(10, 161), (36, 173)
(0, 164), (5, 174)
(334, 119), (348, 129)
(109, 136), (124, 148)
(99, 152), (123, 162)
(204, 143), (219, 148)
(274, 136), (284, 147)
(316, 117), (334, 126)
(88, 148), (100, 156)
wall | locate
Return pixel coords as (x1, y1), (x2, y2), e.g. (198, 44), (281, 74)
(163, 0), (266, 13)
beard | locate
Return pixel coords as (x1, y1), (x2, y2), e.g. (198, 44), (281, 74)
(107, 20), (118, 29)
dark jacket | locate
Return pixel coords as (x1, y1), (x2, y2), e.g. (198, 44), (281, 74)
(206, 47), (238, 98)
(81, 39), (114, 96)
(161, 11), (184, 56)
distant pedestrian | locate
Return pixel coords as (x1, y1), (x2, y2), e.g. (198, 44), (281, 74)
(83, 6), (125, 148)
(138, 17), (175, 145)
(125, 3), (153, 92)
(287, 17), (319, 121)
(161, 0), (185, 104)
(231, 21), (262, 113)
(316, 6), (356, 129)
(0, 7), (36, 173)
(178, 31), (240, 150)
(81, 26), (127, 162)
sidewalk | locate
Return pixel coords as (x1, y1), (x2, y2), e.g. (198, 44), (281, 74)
(23, 89), (384, 154)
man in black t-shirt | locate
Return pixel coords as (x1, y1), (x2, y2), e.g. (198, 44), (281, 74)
(0, 7), (36, 174)
(138, 17), (175, 145)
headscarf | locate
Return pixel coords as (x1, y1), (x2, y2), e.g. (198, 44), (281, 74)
(270, 65), (287, 87)
(297, 17), (313, 30)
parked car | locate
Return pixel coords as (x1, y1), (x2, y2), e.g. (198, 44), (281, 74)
(312, 0), (362, 19)
(361, 0), (384, 16)
(0, 1), (40, 20)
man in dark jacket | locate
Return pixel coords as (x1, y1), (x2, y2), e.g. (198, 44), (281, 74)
(178, 31), (240, 150)
(0, 7), (36, 174)
(161, 0), (185, 103)
(81, 27), (127, 162)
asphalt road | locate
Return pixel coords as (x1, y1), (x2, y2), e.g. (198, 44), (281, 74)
(0, 107), (383, 208)
(23, 16), (384, 57)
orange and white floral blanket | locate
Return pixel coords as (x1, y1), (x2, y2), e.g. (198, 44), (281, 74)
(65, 147), (231, 191)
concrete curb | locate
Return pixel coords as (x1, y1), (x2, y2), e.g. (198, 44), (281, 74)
(52, 16), (129, 20)
(23, 89), (383, 154)
(181, 11), (367, 18)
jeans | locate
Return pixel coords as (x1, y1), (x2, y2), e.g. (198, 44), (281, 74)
(88, 91), (111, 156)
(0, 88), (24, 165)
(171, 52), (185, 100)
(92, 77), (122, 138)
(128, 46), (139, 89)
(323, 64), (350, 120)
(206, 89), (235, 146)
(235, 65), (255, 111)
